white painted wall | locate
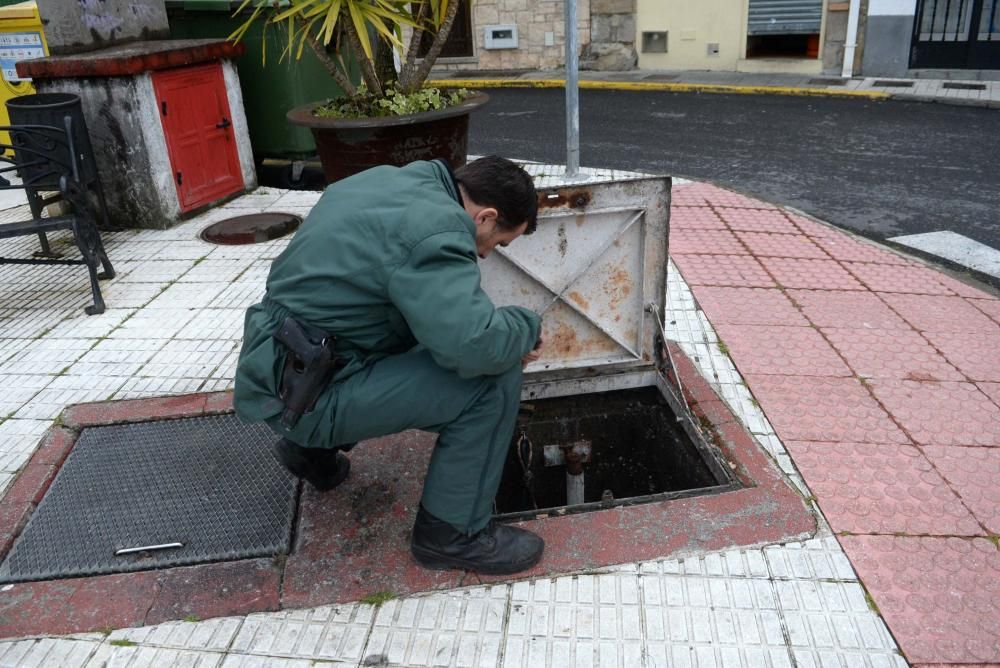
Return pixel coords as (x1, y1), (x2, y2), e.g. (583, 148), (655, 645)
(868, 0), (917, 16)
(136, 73), (183, 223)
(636, 0), (745, 70)
(221, 60), (257, 192)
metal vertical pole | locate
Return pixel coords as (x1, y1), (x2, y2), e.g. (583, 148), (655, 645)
(565, 0), (580, 177)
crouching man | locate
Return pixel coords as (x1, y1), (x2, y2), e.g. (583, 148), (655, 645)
(234, 156), (545, 574)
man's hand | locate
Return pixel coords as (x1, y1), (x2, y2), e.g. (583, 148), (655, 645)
(522, 335), (544, 368)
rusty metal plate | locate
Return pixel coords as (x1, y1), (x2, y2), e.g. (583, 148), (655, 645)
(481, 176), (671, 397)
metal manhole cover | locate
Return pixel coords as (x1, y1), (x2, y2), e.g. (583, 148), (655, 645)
(0, 414), (297, 583)
(201, 212), (301, 245)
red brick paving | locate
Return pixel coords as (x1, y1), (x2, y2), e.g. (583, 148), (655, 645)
(841, 535), (1000, 664)
(734, 231), (829, 259)
(921, 446), (1000, 534)
(744, 375), (908, 444)
(822, 328), (964, 382)
(714, 324), (851, 377)
(923, 331), (1000, 382)
(670, 184), (1000, 665)
(879, 293), (999, 333)
(669, 228), (747, 255)
(784, 441), (982, 536)
(760, 257), (866, 290)
(691, 287), (808, 326)
(869, 379), (1000, 446)
(670, 253), (774, 288)
(787, 290), (910, 329)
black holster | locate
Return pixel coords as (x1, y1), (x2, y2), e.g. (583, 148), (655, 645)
(275, 316), (344, 430)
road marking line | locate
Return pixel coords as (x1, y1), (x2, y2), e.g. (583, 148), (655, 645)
(889, 231), (1000, 279)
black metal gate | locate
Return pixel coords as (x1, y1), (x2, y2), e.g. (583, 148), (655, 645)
(911, 0), (1000, 68)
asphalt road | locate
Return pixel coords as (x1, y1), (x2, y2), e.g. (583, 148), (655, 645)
(468, 88), (1000, 253)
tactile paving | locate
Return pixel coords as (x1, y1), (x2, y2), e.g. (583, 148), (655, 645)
(968, 297), (1000, 323)
(922, 331), (1000, 382)
(878, 294), (999, 333)
(920, 446), (1000, 533)
(843, 263), (957, 295)
(734, 232), (829, 259)
(760, 258), (866, 291)
(669, 229), (747, 255)
(669, 206), (728, 230)
(822, 328), (964, 381)
(0, 414), (296, 583)
(786, 290), (909, 330)
(868, 379), (1000, 446)
(690, 287), (808, 326)
(783, 441), (983, 535)
(839, 535), (1000, 664)
(744, 375), (907, 444)
(715, 208), (799, 234)
(713, 324), (851, 377)
(811, 237), (910, 265)
(671, 254), (775, 287)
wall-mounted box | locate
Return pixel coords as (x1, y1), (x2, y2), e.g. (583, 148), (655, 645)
(484, 24), (518, 49)
(642, 31), (668, 53)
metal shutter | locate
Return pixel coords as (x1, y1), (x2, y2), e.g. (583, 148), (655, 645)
(748, 0), (823, 34)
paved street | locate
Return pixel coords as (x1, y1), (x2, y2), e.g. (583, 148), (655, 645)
(469, 88), (1000, 261)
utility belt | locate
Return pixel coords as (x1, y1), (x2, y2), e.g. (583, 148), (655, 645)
(274, 316), (347, 429)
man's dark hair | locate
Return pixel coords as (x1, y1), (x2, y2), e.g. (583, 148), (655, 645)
(454, 156), (538, 234)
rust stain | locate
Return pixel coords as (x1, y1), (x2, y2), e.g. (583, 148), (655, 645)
(604, 267), (634, 310)
(568, 291), (590, 310)
(538, 188), (592, 210)
(546, 320), (619, 358)
(905, 371), (940, 382)
(575, 213), (586, 227)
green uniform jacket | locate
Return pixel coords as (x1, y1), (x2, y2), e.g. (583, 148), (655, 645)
(234, 160), (541, 426)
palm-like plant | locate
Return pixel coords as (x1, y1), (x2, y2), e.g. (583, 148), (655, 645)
(230, 0), (466, 108)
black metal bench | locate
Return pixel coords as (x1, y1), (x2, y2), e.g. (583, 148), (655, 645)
(0, 117), (114, 315)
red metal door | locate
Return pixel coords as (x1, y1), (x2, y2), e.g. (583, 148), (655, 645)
(153, 63), (243, 212)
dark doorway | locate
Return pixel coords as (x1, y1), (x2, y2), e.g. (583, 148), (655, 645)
(417, 0), (474, 58)
(911, 0), (1000, 68)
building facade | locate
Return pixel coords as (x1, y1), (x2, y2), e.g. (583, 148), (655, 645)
(431, 0), (998, 77)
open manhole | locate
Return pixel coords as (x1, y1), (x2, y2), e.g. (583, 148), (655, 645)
(872, 79), (914, 87)
(496, 386), (736, 519)
(942, 82), (986, 90)
(200, 212), (301, 245)
(0, 414), (297, 583)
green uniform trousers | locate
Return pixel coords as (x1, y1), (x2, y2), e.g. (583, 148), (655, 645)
(266, 348), (523, 535)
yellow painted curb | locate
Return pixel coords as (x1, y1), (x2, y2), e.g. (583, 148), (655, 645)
(427, 78), (891, 100)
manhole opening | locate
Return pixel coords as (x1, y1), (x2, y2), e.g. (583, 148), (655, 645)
(495, 386), (737, 520)
(942, 82), (986, 90)
(0, 414), (297, 584)
(200, 212), (301, 245)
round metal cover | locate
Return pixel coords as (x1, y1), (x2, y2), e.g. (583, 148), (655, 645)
(201, 212), (301, 245)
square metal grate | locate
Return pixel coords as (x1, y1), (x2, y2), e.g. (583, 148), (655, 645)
(0, 414), (297, 583)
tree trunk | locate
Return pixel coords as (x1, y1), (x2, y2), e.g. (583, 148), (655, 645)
(406, 0), (461, 93)
(304, 30), (358, 98)
(374, 27), (398, 90)
(398, 2), (430, 92)
(342, 17), (384, 96)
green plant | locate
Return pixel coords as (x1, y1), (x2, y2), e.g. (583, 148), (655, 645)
(360, 590), (396, 607)
(109, 639), (136, 647)
(231, 0), (469, 118)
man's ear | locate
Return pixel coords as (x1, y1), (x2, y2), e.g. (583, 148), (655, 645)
(475, 207), (499, 227)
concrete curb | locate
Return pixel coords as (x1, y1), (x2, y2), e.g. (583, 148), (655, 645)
(429, 78), (892, 100)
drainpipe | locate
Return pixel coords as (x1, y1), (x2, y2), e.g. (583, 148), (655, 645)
(842, 0), (863, 78)
(561, 441), (591, 506)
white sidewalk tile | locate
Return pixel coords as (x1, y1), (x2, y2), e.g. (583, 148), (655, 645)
(146, 283), (228, 310)
(46, 310), (136, 339)
(229, 605), (372, 664)
(108, 617), (242, 652)
(173, 309), (246, 341)
(112, 376), (208, 399)
(68, 338), (168, 378)
(208, 283), (265, 310)
(109, 309), (197, 339)
(136, 339), (238, 379)
(178, 259), (257, 285)
(116, 260), (196, 284)
(85, 644), (223, 668)
(0, 637), (96, 668)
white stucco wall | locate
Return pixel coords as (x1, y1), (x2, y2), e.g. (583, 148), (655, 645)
(221, 59), (257, 192)
(636, 0), (746, 70)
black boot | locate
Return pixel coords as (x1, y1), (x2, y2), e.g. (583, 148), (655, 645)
(271, 438), (352, 491)
(410, 505), (544, 575)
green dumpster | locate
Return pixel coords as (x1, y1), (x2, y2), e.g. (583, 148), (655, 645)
(166, 0), (357, 167)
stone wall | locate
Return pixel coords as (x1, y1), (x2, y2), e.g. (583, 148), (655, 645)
(432, 0), (591, 71)
(36, 0), (169, 56)
(583, 0), (637, 70)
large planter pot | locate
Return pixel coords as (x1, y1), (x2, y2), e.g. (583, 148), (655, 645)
(287, 91), (490, 184)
